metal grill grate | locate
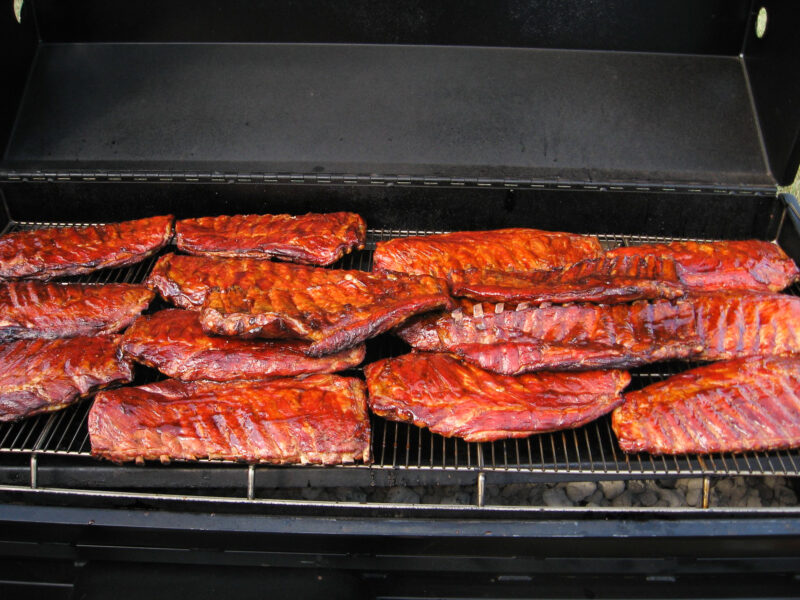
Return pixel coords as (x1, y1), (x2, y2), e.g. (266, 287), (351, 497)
(0, 221), (799, 481)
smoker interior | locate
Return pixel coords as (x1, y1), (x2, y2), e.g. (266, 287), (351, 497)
(2, 0), (799, 189)
(3, 1), (800, 595)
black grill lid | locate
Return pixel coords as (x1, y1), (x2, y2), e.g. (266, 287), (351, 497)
(1, 0), (799, 189)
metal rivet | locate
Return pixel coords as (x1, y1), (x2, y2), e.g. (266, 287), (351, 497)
(756, 7), (768, 39)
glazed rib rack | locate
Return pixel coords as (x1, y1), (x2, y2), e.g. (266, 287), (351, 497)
(2, 219), (800, 499)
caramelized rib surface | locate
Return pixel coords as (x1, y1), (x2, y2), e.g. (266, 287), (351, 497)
(366, 352), (630, 442)
(612, 356), (800, 454)
(606, 240), (799, 292)
(448, 255), (685, 304)
(0, 282), (154, 342)
(145, 253), (453, 355)
(0, 335), (132, 422)
(146, 253), (225, 309)
(121, 309), (365, 381)
(693, 292), (800, 360)
(89, 375), (371, 464)
(373, 228), (604, 279)
(175, 212), (366, 265)
(396, 300), (702, 374)
(202, 266), (453, 355)
(0, 215), (174, 280)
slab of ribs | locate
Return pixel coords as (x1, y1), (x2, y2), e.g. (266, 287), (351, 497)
(397, 292), (800, 373)
(448, 255), (686, 304)
(121, 309), (365, 381)
(691, 292), (800, 361)
(89, 375), (371, 464)
(372, 228), (604, 279)
(0, 282), (154, 342)
(396, 299), (702, 374)
(366, 352), (630, 442)
(447, 240), (798, 303)
(0, 335), (132, 422)
(612, 355), (800, 454)
(175, 212), (366, 265)
(0, 215), (174, 279)
(146, 253), (454, 355)
(605, 240), (799, 293)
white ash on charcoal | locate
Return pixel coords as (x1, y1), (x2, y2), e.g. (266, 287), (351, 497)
(598, 480), (625, 500)
(259, 477), (798, 507)
(565, 481), (597, 503)
(707, 476), (798, 508)
(539, 487), (572, 508)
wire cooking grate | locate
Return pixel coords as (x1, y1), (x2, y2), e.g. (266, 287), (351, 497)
(0, 221), (798, 478)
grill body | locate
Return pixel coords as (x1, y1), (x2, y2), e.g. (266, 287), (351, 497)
(2, 1), (800, 596)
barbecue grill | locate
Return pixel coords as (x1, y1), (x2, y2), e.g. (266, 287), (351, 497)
(2, 1), (800, 597)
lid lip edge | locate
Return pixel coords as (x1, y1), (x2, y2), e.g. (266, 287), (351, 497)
(0, 168), (778, 195)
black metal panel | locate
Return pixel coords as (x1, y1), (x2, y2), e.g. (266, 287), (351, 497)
(32, 0), (750, 54)
(0, 0), (38, 160)
(5, 1), (799, 189)
(4, 554), (800, 598)
(2, 43), (770, 186)
(73, 563), (361, 600)
(2, 504), (800, 560)
(3, 554), (800, 599)
(0, 182), (783, 240)
(0, 557), (74, 600)
(743, 0), (800, 186)
(68, 564), (800, 600)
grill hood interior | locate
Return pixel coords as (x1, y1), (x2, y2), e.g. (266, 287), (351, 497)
(2, 0), (800, 190)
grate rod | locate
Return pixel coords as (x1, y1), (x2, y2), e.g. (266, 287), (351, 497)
(702, 476), (711, 509)
(476, 442), (485, 469)
(32, 413), (58, 453)
(30, 454), (38, 489)
(247, 465), (255, 500)
(392, 422), (399, 467)
(379, 417), (388, 466)
(475, 442), (486, 506)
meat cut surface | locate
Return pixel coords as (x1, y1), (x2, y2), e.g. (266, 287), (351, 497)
(0, 282), (154, 342)
(175, 212), (366, 265)
(0, 215), (174, 280)
(366, 352), (630, 442)
(448, 255), (686, 304)
(606, 240), (799, 292)
(121, 309), (365, 381)
(372, 228), (604, 279)
(612, 356), (800, 454)
(201, 264), (453, 355)
(396, 300), (702, 374)
(146, 253), (227, 309)
(145, 253), (453, 355)
(0, 335), (132, 422)
(692, 292), (800, 361)
(89, 375), (371, 464)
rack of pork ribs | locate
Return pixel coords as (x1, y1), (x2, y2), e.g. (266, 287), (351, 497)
(1, 214), (799, 463)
